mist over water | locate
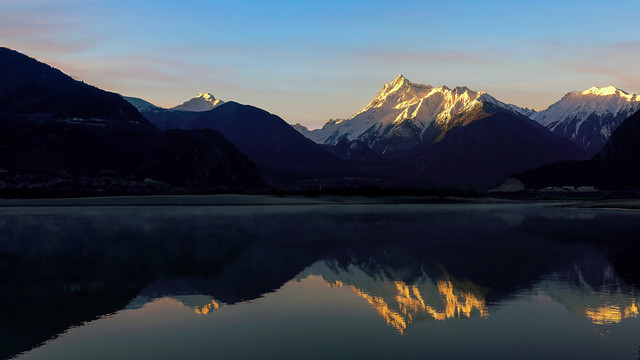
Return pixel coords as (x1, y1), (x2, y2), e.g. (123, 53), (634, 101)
(3, 202), (640, 359)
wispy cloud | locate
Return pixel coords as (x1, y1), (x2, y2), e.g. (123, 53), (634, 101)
(4, 38), (100, 55)
(52, 53), (232, 87)
(347, 47), (511, 66)
(535, 39), (640, 91)
(0, 1), (101, 56)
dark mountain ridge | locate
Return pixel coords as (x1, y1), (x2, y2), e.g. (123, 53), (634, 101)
(408, 110), (586, 186)
(0, 47), (148, 126)
(138, 101), (350, 185)
(0, 48), (263, 196)
(511, 109), (640, 190)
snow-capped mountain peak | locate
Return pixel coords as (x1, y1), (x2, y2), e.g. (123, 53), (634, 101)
(197, 92), (216, 101)
(390, 73), (408, 86)
(301, 75), (527, 150)
(354, 75), (494, 125)
(171, 92), (224, 112)
(531, 86), (640, 155)
(532, 86), (640, 126)
(358, 74), (432, 114)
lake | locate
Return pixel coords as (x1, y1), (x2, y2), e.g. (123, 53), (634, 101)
(2, 200), (640, 359)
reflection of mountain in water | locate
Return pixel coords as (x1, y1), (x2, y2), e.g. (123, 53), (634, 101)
(4, 204), (640, 358)
(138, 246), (640, 334)
(0, 207), (255, 359)
(127, 294), (224, 315)
(537, 252), (640, 326)
(300, 261), (489, 333)
(295, 242), (640, 333)
(585, 303), (638, 326)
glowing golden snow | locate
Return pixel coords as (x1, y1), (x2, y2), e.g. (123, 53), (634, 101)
(303, 74), (529, 145)
(332, 278), (489, 334)
(580, 86), (640, 101)
(585, 302), (639, 325)
(194, 300), (220, 315)
(355, 74), (491, 126)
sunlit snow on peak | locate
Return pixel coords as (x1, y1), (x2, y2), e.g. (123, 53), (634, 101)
(303, 75), (527, 146)
(532, 85), (640, 127)
(392, 73), (406, 82)
(196, 92), (217, 100)
(581, 86), (624, 97)
(530, 85), (640, 153)
(171, 92), (225, 112)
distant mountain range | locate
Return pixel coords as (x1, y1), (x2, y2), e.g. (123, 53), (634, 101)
(0, 47), (262, 197)
(38, 66), (640, 189)
(298, 77), (639, 159)
(291, 75), (640, 187)
(133, 82), (585, 187)
(3, 46), (640, 194)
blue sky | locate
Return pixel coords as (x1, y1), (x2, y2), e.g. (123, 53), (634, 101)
(2, 0), (640, 128)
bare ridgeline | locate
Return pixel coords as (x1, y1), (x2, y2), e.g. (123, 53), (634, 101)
(1, 48), (640, 198)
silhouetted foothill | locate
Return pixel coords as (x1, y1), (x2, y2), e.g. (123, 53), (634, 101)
(0, 48), (263, 196)
(513, 109), (640, 190)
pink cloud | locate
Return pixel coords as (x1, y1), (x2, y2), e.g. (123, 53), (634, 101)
(0, 1), (100, 55)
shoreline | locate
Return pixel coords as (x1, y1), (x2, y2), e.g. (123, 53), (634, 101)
(0, 194), (638, 210)
(0, 194), (519, 207)
(560, 199), (640, 210)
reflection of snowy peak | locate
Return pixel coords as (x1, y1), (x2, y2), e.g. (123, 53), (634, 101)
(301, 260), (489, 334)
(171, 93), (225, 112)
(531, 86), (640, 155)
(300, 74), (531, 154)
(539, 254), (640, 326)
(126, 294), (224, 315)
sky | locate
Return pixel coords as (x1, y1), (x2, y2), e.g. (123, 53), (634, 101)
(2, 0), (640, 129)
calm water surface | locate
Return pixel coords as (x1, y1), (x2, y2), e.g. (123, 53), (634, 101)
(2, 202), (640, 359)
